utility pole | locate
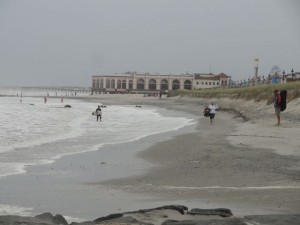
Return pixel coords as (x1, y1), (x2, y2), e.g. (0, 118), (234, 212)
(254, 58), (259, 85)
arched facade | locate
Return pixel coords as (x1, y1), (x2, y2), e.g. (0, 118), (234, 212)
(172, 79), (180, 90)
(91, 72), (230, 94)
(148, 79), (156, 90)
(137, 78), (145, 90)
(160, 79), (168, 90)
(184, 80), (192, 90)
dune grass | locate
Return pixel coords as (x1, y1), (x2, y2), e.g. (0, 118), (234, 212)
(174, 82), (300, 104)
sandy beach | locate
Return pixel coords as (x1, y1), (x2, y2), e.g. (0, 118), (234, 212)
(1, 93), (299, 225)
(87, 94), (300, 216)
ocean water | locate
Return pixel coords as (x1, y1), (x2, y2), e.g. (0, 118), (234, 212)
(0, 95), (195, 178)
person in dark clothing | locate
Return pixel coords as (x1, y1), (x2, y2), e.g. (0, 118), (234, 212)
(96, 106), (102, 121)
(274, 90), (281, 126)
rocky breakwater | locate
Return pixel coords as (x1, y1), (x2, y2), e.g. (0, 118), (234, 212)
(1, 205), (300, 225)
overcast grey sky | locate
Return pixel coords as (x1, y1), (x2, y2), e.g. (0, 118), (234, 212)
(0, 0), (299, 87)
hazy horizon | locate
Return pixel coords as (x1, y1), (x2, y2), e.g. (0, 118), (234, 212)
(0, 0), (299, 87)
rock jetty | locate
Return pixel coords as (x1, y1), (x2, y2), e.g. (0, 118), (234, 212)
(0, 205), (299, 225)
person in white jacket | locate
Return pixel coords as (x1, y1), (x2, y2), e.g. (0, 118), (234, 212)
(208, 102), (219, 125)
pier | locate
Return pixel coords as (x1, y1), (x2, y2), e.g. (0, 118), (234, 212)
(0, 86), (91, 97)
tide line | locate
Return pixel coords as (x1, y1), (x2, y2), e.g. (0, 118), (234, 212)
(157, 185), (300, 190)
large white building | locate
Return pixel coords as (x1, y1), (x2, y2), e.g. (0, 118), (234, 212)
(91, 72), (231, 94)
(193, 73), (231, 89)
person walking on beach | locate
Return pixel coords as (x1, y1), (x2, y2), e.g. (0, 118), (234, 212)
(274, 89), (281, 126)
(207, 102), (219, 125)
(96, 105), (102, 122)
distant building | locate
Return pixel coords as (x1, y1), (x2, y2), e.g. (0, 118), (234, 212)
(193, 73), (231, 89)
(91, 72), (231, 94)
(269, 65), (282, 84)
(267, 66), (299, 84)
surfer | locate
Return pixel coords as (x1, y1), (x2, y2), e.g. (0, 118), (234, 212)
(96, 105), (102, 121)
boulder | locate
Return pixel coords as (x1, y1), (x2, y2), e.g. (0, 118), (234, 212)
(35, 213), (68, 225)
(244, 214), (300, 225)
(70, 222), (96, 225)
(0, 214), (67, 225)
(187, 208), (233, 217)
(162, 218), (246, 225)
(94, 216), (153, 225)
(127, 205), (188, 215)
(94, 213), (123, 222)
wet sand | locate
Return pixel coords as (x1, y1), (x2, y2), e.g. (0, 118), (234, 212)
(0, 94), (299, 223)
(92, 94), (300, 216)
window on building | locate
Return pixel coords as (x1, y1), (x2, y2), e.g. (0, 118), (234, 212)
(172, 79), (180, 90)
(106, 79), (110, 88)
(122, 80), (126, 89)
(184, 80), (192, 90)
(137, 78), (145, 90)
(209, 82), (211, 85)
(149, 79), (156, 90)
(161, 79), (168, 90)
(129, 80), (133, 89)
(111, 80), (115, 89)
(117, 80), (121, 89)
(205, 82), (207, 85)
(202, 82), (204, 85)
(213, 82), (215, 85)
(217, 82), (219, 85)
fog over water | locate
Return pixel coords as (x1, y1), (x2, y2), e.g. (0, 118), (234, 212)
(0, 0), (299, 86)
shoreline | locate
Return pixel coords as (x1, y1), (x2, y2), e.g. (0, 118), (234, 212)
(0, 94), (299, 224)
(92, 95), (300, 215)
(0, 96), (200, 221)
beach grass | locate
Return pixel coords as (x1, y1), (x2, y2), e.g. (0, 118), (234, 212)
(174, 82), (300, 104)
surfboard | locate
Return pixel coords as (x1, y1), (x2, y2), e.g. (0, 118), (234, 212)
(92, 111), (102, 116)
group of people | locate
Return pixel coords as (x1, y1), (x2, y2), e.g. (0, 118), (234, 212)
(203, 89), (284, 126)
(94, 89), (283, 125)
